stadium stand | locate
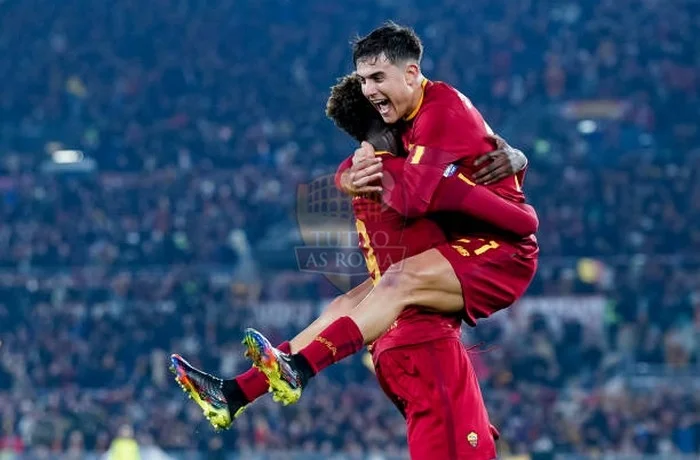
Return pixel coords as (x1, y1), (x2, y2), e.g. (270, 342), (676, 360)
(0, 0), (698, 458)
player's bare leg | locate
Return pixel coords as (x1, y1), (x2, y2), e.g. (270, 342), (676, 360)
(348, 249), (462, 341)
(287, 278), (373, 352)
(170, 278), (372, 429)
(244, 249), (464, 404)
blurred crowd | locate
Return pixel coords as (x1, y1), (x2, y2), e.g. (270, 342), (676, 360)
(0, 270), (698, 458)
(0, 0), (699, 457)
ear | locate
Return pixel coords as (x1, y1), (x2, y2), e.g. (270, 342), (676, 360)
(404, 62), (421, 86)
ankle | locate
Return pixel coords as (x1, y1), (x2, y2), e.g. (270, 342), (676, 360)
(290, 354), (315, 388)
(222, 378), (249, 405)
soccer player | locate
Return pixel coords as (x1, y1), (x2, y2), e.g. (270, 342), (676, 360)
(172, 73), (526, 458)
(323, 144), (501, 459)
(170, 72), (530, 452)
(240, 22), (538, 414)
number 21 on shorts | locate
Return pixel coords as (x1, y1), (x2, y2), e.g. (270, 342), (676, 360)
(451, 238), (500, 257)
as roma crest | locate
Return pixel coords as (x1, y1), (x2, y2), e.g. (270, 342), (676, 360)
(295, 174), (366, 293)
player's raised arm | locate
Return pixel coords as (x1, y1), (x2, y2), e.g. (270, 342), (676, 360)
(387, 104), (473, 216)
(382, 90), (538, 237)
(383, 98), (504, 212)
(380, 140), (539, 236)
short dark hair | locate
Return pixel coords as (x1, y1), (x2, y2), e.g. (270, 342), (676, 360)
(352, 22), (423, 67)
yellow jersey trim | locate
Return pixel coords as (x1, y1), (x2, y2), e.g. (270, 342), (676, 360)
(410, 145), (426, 164)
(405, 78), (429, 121)
(458, 173), (476, 186)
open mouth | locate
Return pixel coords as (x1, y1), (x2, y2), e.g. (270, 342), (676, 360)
(371, 99), (391, 116)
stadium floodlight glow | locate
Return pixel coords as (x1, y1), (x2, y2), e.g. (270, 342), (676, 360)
(52, 149), (84, 164)
(577, 120), (597, 134)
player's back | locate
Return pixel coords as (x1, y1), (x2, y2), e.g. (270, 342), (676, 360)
(352, 153), (461, 356)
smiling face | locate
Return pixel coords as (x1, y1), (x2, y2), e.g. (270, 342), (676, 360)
(356, 53), (423, 124)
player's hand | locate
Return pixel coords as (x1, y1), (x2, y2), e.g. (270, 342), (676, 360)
(472, 134), (528, 185)
(342, 142), (383, 195)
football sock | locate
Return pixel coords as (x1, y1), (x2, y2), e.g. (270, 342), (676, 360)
(297, 316), (364, 377)
(225, 341), (291, 403)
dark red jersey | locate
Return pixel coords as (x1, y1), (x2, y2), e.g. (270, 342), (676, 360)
(351, 152), (461, 354)
(391, 79), (538, 257)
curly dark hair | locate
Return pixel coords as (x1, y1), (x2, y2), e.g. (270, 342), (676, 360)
(326, 73), (379, 142)
(325, 73), (402, 154)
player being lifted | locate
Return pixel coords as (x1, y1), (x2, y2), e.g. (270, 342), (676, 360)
(172, 72), (533, 458)
(238, 21), (538, 407)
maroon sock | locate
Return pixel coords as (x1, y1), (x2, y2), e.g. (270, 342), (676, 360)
(298, 316), (364, 375)
(237, 341), (291, 402)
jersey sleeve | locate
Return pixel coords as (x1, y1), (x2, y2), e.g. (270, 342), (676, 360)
(430, 173), (539, 236)
(384, 103), (494, 217)
(334, 156), (354, 192)
(382, 169), (538, 237)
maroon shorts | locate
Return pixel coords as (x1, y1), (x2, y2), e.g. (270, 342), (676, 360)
(437, 238), (538, 326)
(373, 338), (498, 460)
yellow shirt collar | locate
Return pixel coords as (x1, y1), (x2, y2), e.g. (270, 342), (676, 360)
(404, 78), (429, 121)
